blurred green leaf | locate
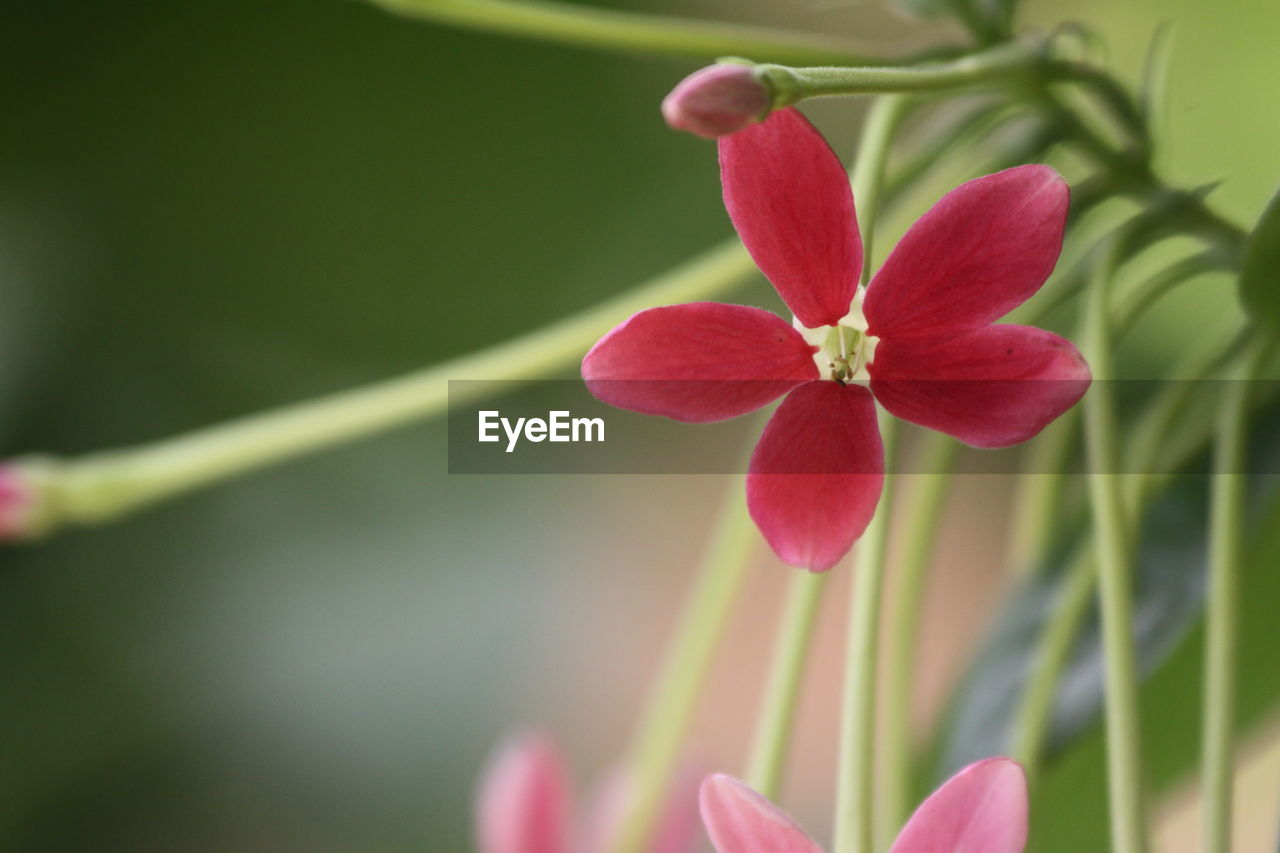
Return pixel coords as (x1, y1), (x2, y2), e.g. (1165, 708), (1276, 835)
(896, 0), (1014, 40)
(1240, 187), (1280, 332)
(934, 397), (1280, 849)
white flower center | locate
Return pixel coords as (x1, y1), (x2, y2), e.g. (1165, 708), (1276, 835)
(792, 292), (879, 385)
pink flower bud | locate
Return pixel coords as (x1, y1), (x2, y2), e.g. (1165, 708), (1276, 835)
(0, 464), (33, 543)
(475, 730), (572, 853)
(661, 65), (771, 139)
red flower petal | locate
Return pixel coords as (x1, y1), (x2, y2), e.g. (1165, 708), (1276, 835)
(863, 165), (1068, 342)
(719, 108), (862, 328)
(583, 302), (818, 423)
(699, 775), (824, 853)
(888, 758), (1027, 853)
(475, 731), (572, 853)
(747, 381), (883, 571)
(869, 324), (1091, 448)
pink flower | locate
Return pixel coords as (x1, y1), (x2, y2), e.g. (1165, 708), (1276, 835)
(0, 464), (33, 543)
(662, 65), (771, 139)
(582, 108), (1090, 570)
(700, 758), (1027, 853)
(475, 730), (700, 853)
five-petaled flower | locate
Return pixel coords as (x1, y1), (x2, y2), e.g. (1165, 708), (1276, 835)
(700, 757), (1027, 853)
(475, 730), (700, 853)
(582, 108), (1091, 570)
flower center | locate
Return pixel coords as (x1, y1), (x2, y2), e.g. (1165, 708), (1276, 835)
(793, 294), (879, 384)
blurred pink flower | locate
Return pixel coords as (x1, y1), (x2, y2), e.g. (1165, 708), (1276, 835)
(475, 730), (699, 853)
(583, 108), (1090, 570)
(662, 65), (771, 139)
(0, 464), (33, 542)
(700, 758), (1027, 853)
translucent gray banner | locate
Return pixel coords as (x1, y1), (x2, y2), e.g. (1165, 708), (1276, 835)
(446, 380), (1280, 475)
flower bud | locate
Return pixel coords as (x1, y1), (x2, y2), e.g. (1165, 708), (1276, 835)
(661, 64), (771, 139)
(0, 464), (33, 543)
(475, 730), (571, 853)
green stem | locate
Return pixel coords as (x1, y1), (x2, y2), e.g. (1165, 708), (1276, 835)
(1115, 252), (1231, 340)
(832, 92), (904, 853)
(1011, 328), (1251, 774)
(610, 487), (757, 853)
(1082, 248), (1151, 853)
(1202, 340), (1271, 853)
(1004, 411), (1078, 576)
(878, 435), (958, 849)
(12, 240), (755, 539)
(1010, 330), (1253, 788)
(364, 0), (888, 65)
(833, 419), (897, 853)
(1011, 546), (1096, 784)
(744, 571), (829, 800)
(853, 95), (914, 281)
(759, 41), (1048, 107)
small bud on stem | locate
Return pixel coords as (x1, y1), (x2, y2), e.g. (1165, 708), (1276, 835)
(0, 464), (34, 543)
(662, 63), (772, 139)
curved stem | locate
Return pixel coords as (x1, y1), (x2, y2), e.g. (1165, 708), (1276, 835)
(1083, 247), (1151, 853)
(11, 240), (756, 539)
(833, 418), (897, 853)
(1116, 252), (1231, 340)
(745, 571), (829, 800)
(364, 0), (888, 65)
(610, 487), (757, 853)
(1202, 339), (1273, 853)
(878, 435), (958, 848)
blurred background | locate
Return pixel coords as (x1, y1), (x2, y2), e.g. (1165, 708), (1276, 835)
(1, 0), (1277, 850)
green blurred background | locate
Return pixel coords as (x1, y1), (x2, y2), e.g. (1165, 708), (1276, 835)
(1, 0), (1277, 850)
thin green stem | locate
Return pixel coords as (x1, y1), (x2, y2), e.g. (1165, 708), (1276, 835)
(1083, 248), (1151, 853)
(745, 571), (829, 800)
(364, 0), (888, 65)
(1010, 330), (1253, 789)
(853, 95), (914, 282)
(833, 418), (897, 853)
(1011, 547), (1096, 785)
(882, 101), (1026, 201)
(1116, 252), (1231, 340)
(1202, 340), (1272, 853)
(878, 435), (958, 849)
(12, 240), (755, 539)
(610, 487), (757, 853)
(832, 91), (904, 853)
(1005, 411), (1078, 576)
(759, 41), (1048, 108)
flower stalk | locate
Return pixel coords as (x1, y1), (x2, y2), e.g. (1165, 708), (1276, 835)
(1203, 338), (1274, 853)
(6, 240), (755, 540)
(1082, 247), (1151, 853)
(757, 40), (1048, 107)
(832, 417), (896, 853)
(831, 93), (908, 853)
(744, 571), (828, 800)
(364, 0), (887, 65)
(609, 487), (757, 853)
(878, 434), (958, 847)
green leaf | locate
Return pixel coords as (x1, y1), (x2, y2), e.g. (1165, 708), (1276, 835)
(933, 397), (1280, 849)
(1240, 186), (1280, 331)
